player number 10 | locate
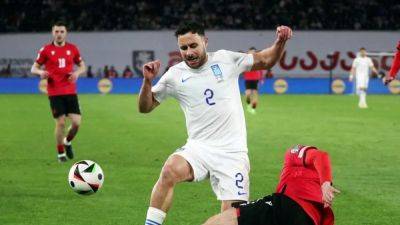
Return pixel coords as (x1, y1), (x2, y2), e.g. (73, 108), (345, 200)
(58, 58), (66, 68)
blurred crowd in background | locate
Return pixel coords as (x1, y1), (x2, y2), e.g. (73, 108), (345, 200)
(1, 0), (399, 32)
(1, 0), (398, 78)
(88, 65), (140, 78)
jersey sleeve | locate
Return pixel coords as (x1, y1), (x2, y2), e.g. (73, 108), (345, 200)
(151, 71), (174, 103)
(224, 50), (254, 74)
(36, 46), (47, 65)
(285, 145), (333, 185)
(389, 45), (400, 78)
(305, 149), (332, 185)
(73, 46), (83, 64)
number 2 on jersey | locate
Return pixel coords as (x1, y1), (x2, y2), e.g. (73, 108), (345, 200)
(58, 58), (66, 68)
(204, 89), (216, 105)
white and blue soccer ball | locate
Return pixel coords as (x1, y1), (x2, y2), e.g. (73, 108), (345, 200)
(68, 160), (104, 195)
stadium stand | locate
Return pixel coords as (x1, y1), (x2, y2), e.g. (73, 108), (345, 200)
(1, 0), (399, 32)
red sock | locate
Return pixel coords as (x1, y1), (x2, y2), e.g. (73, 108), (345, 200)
(66, 134), (74, 143)
(57, 144), (64, 154)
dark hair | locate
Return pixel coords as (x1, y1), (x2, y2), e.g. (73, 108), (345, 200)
(175, 21), (205, 37)
(360, 47), (366, 51)
(52, 21), (67, 28)
(249, 47), (257, 50)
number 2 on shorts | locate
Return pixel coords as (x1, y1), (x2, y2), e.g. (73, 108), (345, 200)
(235, 173), (244, 188)
(235, 173), (246, 195)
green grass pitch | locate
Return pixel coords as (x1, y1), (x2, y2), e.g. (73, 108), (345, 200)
(0, 94), (399, 225)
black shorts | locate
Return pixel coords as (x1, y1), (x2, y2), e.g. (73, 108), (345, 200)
(245, 80), (259, 90)
(49, 94), (81, 118)
(235, 194), (313, 225)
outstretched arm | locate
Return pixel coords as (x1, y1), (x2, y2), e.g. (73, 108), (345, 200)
(138, 60), (161, 113)
(305, 149), (332, 184)
(304, 149), (340, 208)
(251, 26), (292, 71)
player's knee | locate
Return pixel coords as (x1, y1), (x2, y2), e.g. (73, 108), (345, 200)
(159, 164), (180, 186)
(202, 215), (217, 225)
(72, 120), (81, 128)
(56, 118), (66, 128)
(203, 214), (225, 225)
(71, 116), (81, 127)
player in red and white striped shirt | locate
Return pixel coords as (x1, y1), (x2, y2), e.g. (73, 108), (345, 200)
(31, 22), (86, 162)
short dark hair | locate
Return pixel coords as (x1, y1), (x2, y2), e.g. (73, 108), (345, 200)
(52, 21), (67, 29)
(175, 21), (205, 38)
(249, 47), (257, 51)
(360, 47), (366, 51)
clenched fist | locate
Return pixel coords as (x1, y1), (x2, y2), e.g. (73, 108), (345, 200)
(142, 60), (161, 81)
(276, 26), (293, 42)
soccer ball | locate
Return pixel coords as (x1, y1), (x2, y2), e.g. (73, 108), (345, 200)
(68, 160), (104, 195)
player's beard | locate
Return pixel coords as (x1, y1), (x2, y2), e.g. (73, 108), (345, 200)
(185, 51), (207, 69)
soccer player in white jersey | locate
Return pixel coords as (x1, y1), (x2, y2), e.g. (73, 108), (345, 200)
(349, 47), (378, 108)
(138, 21), (292, 225)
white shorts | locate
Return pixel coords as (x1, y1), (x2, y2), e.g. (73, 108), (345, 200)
(172, 142), (250, 201)
(356, 75), (369, 89)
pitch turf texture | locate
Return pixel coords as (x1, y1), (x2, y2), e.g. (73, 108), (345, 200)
(0, 94), (399, 225)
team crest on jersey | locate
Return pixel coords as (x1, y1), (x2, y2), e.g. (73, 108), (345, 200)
(290, 145), (300, 154)
(211, 64), (223, 82)
(51, 51), (55, 55)
(291, 145), (314, 158)
(66, 50), (71, 55)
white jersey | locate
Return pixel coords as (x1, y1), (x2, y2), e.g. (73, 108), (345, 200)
(352, 56), (373, 79)
(152, 50), (254, 152)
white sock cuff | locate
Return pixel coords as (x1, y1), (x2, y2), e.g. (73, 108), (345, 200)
(63, 137), (71, 146)
(146, 207), (166, 224)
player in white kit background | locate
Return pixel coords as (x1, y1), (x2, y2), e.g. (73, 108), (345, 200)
(349, 47), (378, 108)
(138, 21), (292, 225)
